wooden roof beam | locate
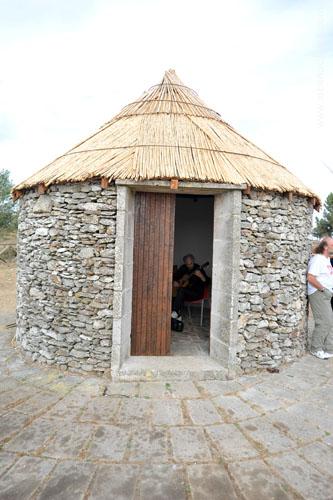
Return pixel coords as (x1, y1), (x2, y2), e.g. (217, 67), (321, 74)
(170, 179), (179, 190)
(100, 177), (110, 189)
(37, 183), (47, 195)
(242, 185), (252, 197)
(12, 190), (22, 201)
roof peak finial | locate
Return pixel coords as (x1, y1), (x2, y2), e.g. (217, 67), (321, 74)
(161, 68), (184, 86)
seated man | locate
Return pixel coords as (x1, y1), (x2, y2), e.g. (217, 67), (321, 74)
(172, 254), (207, 320)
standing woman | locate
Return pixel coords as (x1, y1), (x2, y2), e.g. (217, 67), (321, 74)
(307, 238), (333, 359)
(331, 253), (333, 311)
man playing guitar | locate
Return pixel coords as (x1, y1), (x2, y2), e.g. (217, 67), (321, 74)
(172, 254), (207, 320)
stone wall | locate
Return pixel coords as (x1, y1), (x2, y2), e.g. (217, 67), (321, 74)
(16, 182), (314, 377)
(16, 182), (117, 373)
(237, 191), (313, 372)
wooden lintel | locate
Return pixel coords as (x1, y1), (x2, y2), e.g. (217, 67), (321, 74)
(37, 183), (47, 195)
(242, 185), (251, 196)
(170, 179), (179, 190)
(288, 192), (293, 202)
(100, 177), (109, 189)
(115, 179), (247, 192)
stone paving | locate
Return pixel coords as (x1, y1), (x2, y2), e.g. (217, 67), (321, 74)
(0, 319), (333, 499)
(170, 312), (210, 356)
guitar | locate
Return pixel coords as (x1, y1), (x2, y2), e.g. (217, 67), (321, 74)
(177, 261), (209, 288)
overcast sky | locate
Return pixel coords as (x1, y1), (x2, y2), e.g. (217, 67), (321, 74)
(0, 0), (332, 204)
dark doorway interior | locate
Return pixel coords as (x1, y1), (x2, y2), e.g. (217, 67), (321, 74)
(171, 195), (214, 356)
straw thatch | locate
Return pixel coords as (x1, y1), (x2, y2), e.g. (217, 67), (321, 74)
(14, 69), (319, 203)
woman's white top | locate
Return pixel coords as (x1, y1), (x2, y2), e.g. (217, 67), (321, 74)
(307, 254), (333, 295)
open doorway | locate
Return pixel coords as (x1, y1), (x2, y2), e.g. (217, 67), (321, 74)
(112, 184), (241, 379)
(171, 194), (214, 356)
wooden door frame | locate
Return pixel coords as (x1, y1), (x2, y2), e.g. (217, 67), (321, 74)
(111, 181), (243, 379)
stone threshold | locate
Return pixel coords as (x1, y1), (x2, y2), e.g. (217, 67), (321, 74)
(112, 355), (228, 381)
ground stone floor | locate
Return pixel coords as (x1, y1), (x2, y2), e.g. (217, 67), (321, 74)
(171, 313), (209, 356)
(1, 315), (333, 500)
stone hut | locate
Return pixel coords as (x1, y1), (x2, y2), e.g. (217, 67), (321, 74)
(13, 70), (319, 380)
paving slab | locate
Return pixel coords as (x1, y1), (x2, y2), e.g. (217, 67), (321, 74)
(36, 460), (96, 500)
(115, 398), (152, 425)
(0, 451), (18, 477)
(167, 380), (201, 398)
(139, 381), (171, 398)
(187, 463), (238, 500)
(79, 396), (120, 423)
(289, 402), (333, 435)
(4, 418), (61, 453)
(239, 386), (285, 412)
(269, 408), (326, 442)
(87, 425), (130, 460)
(43, 422), (94, 459)
(255, 382), (301, 404)
(306, 386), (333, 410)
(284, 358), (330, 381)
(239, 416), (297, 453)
(152, 399), (183, 425)
(0, 455), (56, 499)
(106, 382), (139, 397)
(46, 378), (80, 396)
(14, 391), (60, 416)
(228, 458), (292, 500)
(0, 377), (21, 393)
(0, 385), (38, 412)
(186, 399), (223, 425)
(1, 364), (36, 378)
(298, 441), (333, 477)
(206, 424), (259, 461)
(24, 371), (64, 388)
(268, 451), (333, 499)
(75, 379), (104, 397)
(44, 395), (87, 420)
(170, 427), (212, 461)
(296, 393), (333, 411)
(213, 394), (260, 421)
(196, 380), (244, 397)
(138, 464), (187, 500)
(128, 427), (169, 463)
(88, 464), (139, 500)
(274, 372), (318, 392)
(0, 410), (30, 442)
(237, 374), (265, 387)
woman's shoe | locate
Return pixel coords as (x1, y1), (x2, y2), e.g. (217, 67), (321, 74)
(311, 350), (329, 360)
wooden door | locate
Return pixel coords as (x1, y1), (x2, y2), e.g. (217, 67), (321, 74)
(131, 192), (175, 355)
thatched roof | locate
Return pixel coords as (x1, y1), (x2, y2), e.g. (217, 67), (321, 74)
(14, 69), (319, 203)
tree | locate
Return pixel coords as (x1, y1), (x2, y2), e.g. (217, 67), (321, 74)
(313, 193), (333, 238)
(0, 169), (17, 229)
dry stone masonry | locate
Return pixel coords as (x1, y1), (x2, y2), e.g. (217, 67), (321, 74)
(16, 182), (116, 373)
(16, 183), (314, 376)
(237, 191), (313, 372)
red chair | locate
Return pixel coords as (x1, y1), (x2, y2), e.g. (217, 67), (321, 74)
(185, 284), (210, 326)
